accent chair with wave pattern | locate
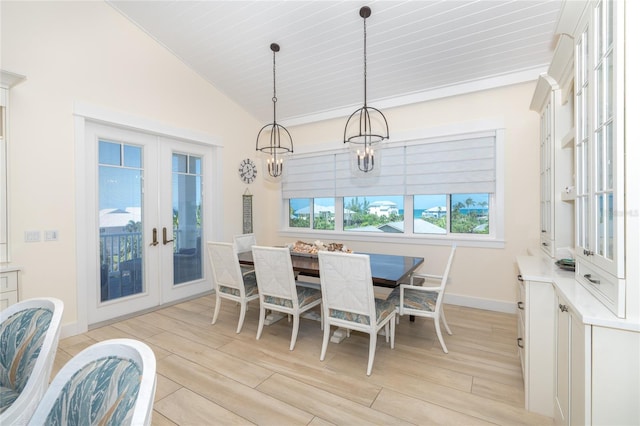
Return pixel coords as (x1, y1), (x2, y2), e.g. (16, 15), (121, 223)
(0, 297), (64, 425)
(28, 338), (156, 426)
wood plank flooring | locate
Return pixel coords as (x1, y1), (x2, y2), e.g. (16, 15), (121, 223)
(53, 294), (552, 425)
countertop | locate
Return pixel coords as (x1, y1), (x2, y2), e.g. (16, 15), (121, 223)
(516, 254), (640, 333)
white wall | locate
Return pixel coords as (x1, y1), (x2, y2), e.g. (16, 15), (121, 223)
(269, 83), (541, 311)
(1, 1), (269, 329)
(1, 1), (542, 331)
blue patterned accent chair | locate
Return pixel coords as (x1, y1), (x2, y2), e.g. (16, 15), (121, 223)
(318, 251), (396, 376)
(28, 338), (156, 426)
(251, 246), (322, 351)
(0, 298), (64, 425)
(207, 241), (260, 333)
(387, 245), (456, 353)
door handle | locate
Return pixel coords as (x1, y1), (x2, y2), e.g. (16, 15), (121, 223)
(163, 227), (174, 245)
(584, 273), (600, 284)
(150, 228), (159, 246)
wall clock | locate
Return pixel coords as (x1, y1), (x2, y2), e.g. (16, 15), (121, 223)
(238, 158), (257, 184)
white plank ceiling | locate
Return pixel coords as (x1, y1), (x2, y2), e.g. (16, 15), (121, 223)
(107, 0), (563, 126)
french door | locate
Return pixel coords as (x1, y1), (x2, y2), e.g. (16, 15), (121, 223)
(85, 122), (213, 324)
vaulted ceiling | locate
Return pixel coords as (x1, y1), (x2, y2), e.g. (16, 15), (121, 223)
(107, 1), (563, 125)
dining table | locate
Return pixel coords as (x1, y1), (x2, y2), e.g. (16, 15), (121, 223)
(237, 250), (424, 288)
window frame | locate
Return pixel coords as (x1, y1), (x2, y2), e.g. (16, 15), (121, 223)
(279, 127), (505, 249)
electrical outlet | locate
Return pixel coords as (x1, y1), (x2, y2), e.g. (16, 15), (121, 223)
(45, 230), (59, 241)
(25, 230), (41, 242)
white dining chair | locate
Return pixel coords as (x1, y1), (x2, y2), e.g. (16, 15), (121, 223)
(207, 241), (259, 333)
(252, 246), (322, 350)
(0, 297), (64, 426)
(388, 245), (456, 353)
(233, 233), (256, 276)
(317, 251), (396, 376)
(28, 338), (156, 426)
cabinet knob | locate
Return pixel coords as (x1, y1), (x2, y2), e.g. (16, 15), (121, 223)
(517, 301), (524, 310)
(558, 304), (569, 312)
(517, 337), (524, 349)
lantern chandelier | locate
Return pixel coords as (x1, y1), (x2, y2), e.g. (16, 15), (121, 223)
(343, 6), (389, 174)
(256, 43), (293, 179)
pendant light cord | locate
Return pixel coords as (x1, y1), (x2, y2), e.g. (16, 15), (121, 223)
(272, 47), (278, 124)
(363, 13), (367, 108)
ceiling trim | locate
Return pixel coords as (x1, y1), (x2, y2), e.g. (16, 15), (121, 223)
(283, 66), (547, 128)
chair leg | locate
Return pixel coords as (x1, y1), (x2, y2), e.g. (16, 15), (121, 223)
(236, 301), (247, 334)
(384, 321), (390, 343)
(441, 309), (453, 335)
(434, 316), (448, 353)
(320, 321), (331, 361)
(211, 295), (222, 324)
(390, 315), (396, 349)
(367, 332), (377, 376)
(256, 304), (266, 340)
(290, 314), (300, 351)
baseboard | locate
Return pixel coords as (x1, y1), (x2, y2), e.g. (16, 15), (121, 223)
(444, 293), (516, 314)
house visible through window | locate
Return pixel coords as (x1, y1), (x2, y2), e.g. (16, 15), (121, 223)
(281, 129), (503, 245)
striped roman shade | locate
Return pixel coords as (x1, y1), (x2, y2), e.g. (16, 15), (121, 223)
(282, 133), (496, 198)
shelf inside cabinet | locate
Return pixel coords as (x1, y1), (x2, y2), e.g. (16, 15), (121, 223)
(561, 128), (575, 149)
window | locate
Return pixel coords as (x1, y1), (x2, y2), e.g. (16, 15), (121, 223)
(344, 196), (404, 232)
(289, 198), (335, 230)
(281, 129), (504, 246)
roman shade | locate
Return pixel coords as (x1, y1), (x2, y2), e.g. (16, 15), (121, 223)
(282, 133), (496, 199)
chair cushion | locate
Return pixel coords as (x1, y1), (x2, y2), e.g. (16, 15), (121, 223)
(329, 298), (395, 326)
(0, 385), (19, 415)
(0, 307), (53, 402)
(219, 272), (258, 297)
(387, 287), (437, 312)
(45, 356), (142, 426)
(264, 286), (321, 309)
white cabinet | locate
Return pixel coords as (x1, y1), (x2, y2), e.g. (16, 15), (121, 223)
(554, 288), (640, 426)
(572, 0), (626, 317)
(516, 261), (556, 416)
(530, 39), (574, 259)
(554, 292), (588, 426)
(1, 70), (26, 263)
(0, 268), (19, 310)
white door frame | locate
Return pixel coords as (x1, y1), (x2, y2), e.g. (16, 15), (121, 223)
(74, 102), (223, 332)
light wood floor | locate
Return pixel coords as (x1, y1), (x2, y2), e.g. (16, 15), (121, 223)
(53, 294), (552, 425)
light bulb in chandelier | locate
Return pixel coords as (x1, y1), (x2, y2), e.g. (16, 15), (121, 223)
(266, 156), (284, 177)
(356, 147), (375, 172)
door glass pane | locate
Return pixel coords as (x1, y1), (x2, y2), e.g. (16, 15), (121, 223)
(606, 55), (613, 120)
(595, 129), (603, 192)
(607, 193), (614, 260)
(597, 194), (604, 256)
(172, 153), (203, 284)
(98, 140), (144, 302)
(606, 123), (613, 190)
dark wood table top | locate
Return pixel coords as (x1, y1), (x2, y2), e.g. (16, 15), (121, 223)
(237, 250), (424, 288)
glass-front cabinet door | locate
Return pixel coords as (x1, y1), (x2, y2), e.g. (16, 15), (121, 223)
(574, 0), (625, 317)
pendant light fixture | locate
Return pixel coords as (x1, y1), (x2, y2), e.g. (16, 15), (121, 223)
(343, 6), (389, 175)
(256, 43), (293, 179)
